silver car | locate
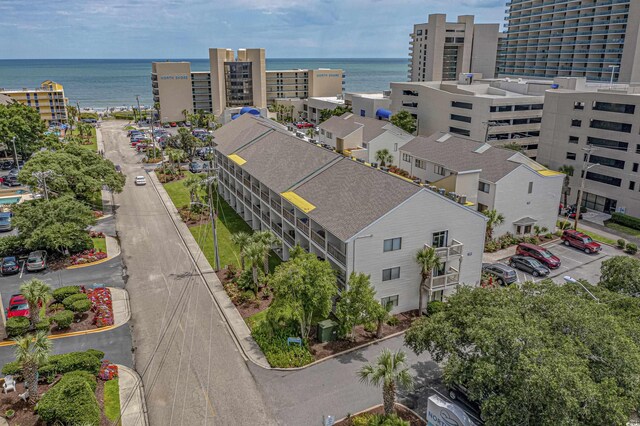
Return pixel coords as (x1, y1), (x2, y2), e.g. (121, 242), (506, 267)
(26, 250), (47, 272)
(0, 212), (12, 231)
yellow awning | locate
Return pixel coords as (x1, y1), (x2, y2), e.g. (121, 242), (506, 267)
(538, 169), (564, 176)
(228, 154), (246, 165)
(281, 191), (316, 213)
(464, 201), (475, 207)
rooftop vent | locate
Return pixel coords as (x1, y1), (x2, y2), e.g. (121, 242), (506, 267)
(436, 134), (452, 143)
(474, 143), (492, 154)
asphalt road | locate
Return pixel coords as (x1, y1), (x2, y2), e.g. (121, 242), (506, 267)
(101, 121), (276, 426)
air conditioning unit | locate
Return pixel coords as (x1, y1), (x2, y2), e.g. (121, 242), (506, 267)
(447, 192), (457, 200)
(458, 195), (467, 204)
(429, 186), (438, 192)
(438, 188), (446, 196)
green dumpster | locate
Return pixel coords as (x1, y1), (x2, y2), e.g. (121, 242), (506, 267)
(317, 319), (339, 343)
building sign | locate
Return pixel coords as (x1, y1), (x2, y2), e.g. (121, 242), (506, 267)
(316, 73), (341, 78)
(427, 395), (476, 426)
(160, 75), (189, 80)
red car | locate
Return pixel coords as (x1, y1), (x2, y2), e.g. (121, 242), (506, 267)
(516, 243), (561, 269)
(561, 230), (601, 254)
(7, 295), (29, 319)
(295, 122), (314, 129)
(170, 122), (177, 127)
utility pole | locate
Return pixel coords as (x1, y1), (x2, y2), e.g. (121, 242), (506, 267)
(76, 101), (81, 134)
(574, 146), (598, 230)
(135, 95), (142, 126)
(32, 170), (54, 201)
(207, 134), (220, 271)
(11, 137), (19, 171)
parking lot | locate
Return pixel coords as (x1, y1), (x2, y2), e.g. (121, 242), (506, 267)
(495, 240), (622, 285)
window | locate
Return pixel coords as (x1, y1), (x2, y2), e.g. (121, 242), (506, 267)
(450, 114), (471, 123)
(593, 101), (635, 114)
(380, 295), (399, 309)
(402, 153), (412, 162)
(449, 127), (470, 137)
(571, 119), (582, 127)
(514, 104), (531, 111)
(634, 163), (639, 173)
(588, 154), (625, 170)
(432, 230), (448, 248)
(434, 165), (445, 175)
(531, 104), (543, 110)
(477, 203), (488, 212)
(416, 30), (423, 35)
(403, 90), (418, 96)
(415, 159), (426, 169)
(320, 129), (325, 135)
(360, 109), (366, 117)
(574, 101), (585, 110)
(383, 237), (402, 252)
(394, 143), (398, 152)
(451, 101), (473, 110)
(586, 171), (622, 187)
(326, 131), (333, 139)
(588, 137), (628, 151)
(497, 105), (513, 112)
(590, 119), (632, 133)
(382, 267), (401, 281)
(569, 136), (579, 144)
(528, 182), (533, 194)
(630, 181), (636, 191)
(566, 152), (576, 160)
(478, 181), (490, 193)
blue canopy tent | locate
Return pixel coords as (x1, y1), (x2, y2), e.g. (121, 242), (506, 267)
(376, 108), (392, 120)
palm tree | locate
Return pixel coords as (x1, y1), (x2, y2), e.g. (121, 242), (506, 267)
(253, 230), (280, 275)
(244, 241), (265, 288)
(483, 209), (505, 241)
(183, 174), (205, 205)
(375, 149), (394, 167)
(67, 105), (78, 134)
(231, 231), (252, 270)
(20, 279), (51, 326)
(357, 348), (413, 416)
(415, 247), (441, 315)
(182, 109), (189, 124)
(153, 102), (161, 122)
(306, 127), (317, 140)
(166, 148), (187, 169)
(559, 165), (574, 207)
(14, 331), (51, 404)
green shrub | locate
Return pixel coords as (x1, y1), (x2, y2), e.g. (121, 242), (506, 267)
(625, 243), (638, 255)
(63, 371), (97, 392)
(544, 233), (554, 239)
(36, 370), (100, 425)
(0, 236), (25, 258)
(364, 322), (377, 333)
(1, 362), (20, 376)
(52, 310), (74, 329)
(6, 316), (30, 337)
(617, 239), (627, 249)
(70, 299), (91, 314)
(484, 240), (499, 253)
(53, 286), (80, 303)
(610, 212), (640, 231)
(86, 349), (105, 360)
(251, 322), (314, 368)
(386, 316), (400, 326)
(236, 268), (262, 293)
(47, 351), (102, 375)
(352, 414), (409, 426)
(237, 290), (255, 305)
(62, 293), (89, 310)
(35, 318), (51, 332)
(427, 301), (446, 316)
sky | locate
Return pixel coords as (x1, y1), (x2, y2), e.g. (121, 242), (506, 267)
(0, 0), (506, 59)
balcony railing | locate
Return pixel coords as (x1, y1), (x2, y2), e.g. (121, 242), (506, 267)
(270, 198), (281, 212)
(251, 184), (260, 194)
(296, 218), (310, 236)
(261, 211), (270, 223)
(243, 178), (250, 188)
(428, 239), (464, 259)
(272, 222), (283, 236)
(327, 242), (346, 266)
(311, 230), (326, 247)
(243, 196), (251, 206)
(283, 209), (295, 225)
(283, 232), (295, 247)
(252, 204), (261, 215)
(430, 268), (460, 290)
(260, 191), (269, 203)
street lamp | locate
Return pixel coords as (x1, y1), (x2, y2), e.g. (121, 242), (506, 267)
(563, 276), (599, 303)
(608, 65), (620, 89)
(573, 146), (598, 230)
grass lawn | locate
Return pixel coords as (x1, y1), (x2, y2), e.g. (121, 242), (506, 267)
(103, 378), (121, 423)
(83, 127), (98, 152)
(246, 307), (269, 330)
(92, 237), (107, 253)
(605, 222), (640, 238)
(577, 228), (618, 246)
(163, 171), (198, 209)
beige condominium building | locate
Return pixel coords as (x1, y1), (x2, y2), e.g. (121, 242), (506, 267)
(537, 77), (640, 217)
(499, 0), (640, 83)
(390, 76), (548, 158)
(0, 80), (68, 124)
(152, 48), (342, 122)
(408, 14), (500, 82)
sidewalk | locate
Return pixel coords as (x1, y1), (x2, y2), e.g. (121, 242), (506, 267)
(106, 235), (121, 257)
(110, 287), (131, 327)
(117, 364), (149, 426)
(149, 171), (271, 369)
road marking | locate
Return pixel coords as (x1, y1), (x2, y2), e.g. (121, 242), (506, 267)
(19, 261), (25, 278)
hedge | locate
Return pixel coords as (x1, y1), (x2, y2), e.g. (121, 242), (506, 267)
(35, 318), (51, 332)
(610, 212), (640, 231)
(52, 286), (80, 303)
(52, 310), (74, 329)
(85, 349), (104, 360)
(251, 322), (314, 368)
(36, 370), (100, 425)
(427, 301), (446, 316)
(2, 349), (104, 378)
(6, 316), (30, 337)
(70, 299), (91, 314)
(62, 293), (89, 310)
(0, 236), (25, 258)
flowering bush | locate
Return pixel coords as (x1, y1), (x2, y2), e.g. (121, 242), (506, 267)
(89, 231), (105, 238)
(70, 249), (108, 265)
(99, 360), (119, 381)
(92, 210), (104, 218)
(88, 287), (114, 327)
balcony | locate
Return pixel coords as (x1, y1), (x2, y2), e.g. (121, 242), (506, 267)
(427, 239), (464, 260)
(252, 204), (261, 216)
(272, 222), (283, 236)
(243, 195), (251, 206)
(251, 183), (260, 194)
(296, 218), (310, 236)
(260, 191), (269, 203)
(283, 232), (295, 247)
(261, 211), (270, 224)
(327, 242), (346, 266)
(270, 198), (281, 212)
(283, 209), (295, 225)
(243, 177), (250, 188)
(430, 268), (460, 290)
(311, 229), (326, 248)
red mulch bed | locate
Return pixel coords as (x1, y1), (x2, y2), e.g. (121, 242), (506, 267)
(0, 377), (112, 425)
(334, 404), (425, 426)
(179, 207), (211, 226)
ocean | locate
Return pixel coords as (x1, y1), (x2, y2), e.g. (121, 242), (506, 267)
(0, 58), (407, 109)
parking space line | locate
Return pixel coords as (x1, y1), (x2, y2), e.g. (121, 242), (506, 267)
(19, 261), (24, 279)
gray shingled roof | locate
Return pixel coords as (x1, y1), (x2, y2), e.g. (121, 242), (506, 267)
(400, 133), (522, 183)
(213, 114), (283, 155)
(318, 116), (362, 139)
(343, 114), (391, 143)
(292, 158), (422, 241)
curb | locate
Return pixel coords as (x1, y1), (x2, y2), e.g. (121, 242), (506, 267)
(333, 403), (426, 425)
(117, 364), (149, 426)
(66, 255), (118, 270)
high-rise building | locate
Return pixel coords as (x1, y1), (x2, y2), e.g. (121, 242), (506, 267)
(408, 14), (500, 82)
(499, 0), (640, 83)
(0, 80), (68, 124)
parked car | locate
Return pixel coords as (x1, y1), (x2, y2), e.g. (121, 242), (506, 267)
(3, 176), (21, 187)
(170, 122), (177, 127)
(481, 262), (518, 285)
(447, 382), (483, 418)
(295, 122), (314, 129)
(508, 255), (550, 277)
(561, 229), (601, 254)
(0, 212), (12, 231)
(26, 250), (47, 272)
(189, 162), (203, 173)
(1, 161), (12, 170)
(185, 121), (192, 127)
(7, 295), (29, 319)
(135, 176), (147, 186)
(1, 257), (19, 275)
(516, 243), (561, 269)
(177, 122), (185, 127)
(163, 123), (171, 128)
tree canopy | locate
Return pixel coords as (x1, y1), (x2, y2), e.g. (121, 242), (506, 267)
(18, 144), (125, 201)
(600, 256), (640, 296)
(12, 196), (95, 253)
(166, 127), (205, 158)
(335, 273), (384, 339)
(319, 106), (352, 123)
(267, 246), (337, 339)
(404, 280), (640, 425)
(0, 102), (47, 160)
(390, 110), (416, 134)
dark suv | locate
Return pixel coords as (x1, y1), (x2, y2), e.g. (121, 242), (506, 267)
(516, 243), (561, 269)
(561, 230), (601, 254)
(509, 255), (550, 277)
(482, 263), (517, 285)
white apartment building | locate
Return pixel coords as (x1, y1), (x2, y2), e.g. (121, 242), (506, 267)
(212, 114), (487, 313)
(348, 92), (393, 120)
(266, 69), (343, 104)
(409, 14), (500, 82)
(500, 0), (640, 83)
(538, 77), (640, 217)
(390, 76), (548, 158)
(317, 114), (413, 166)
(305, 96), (348, 124)
(399, 132), (564, 237)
